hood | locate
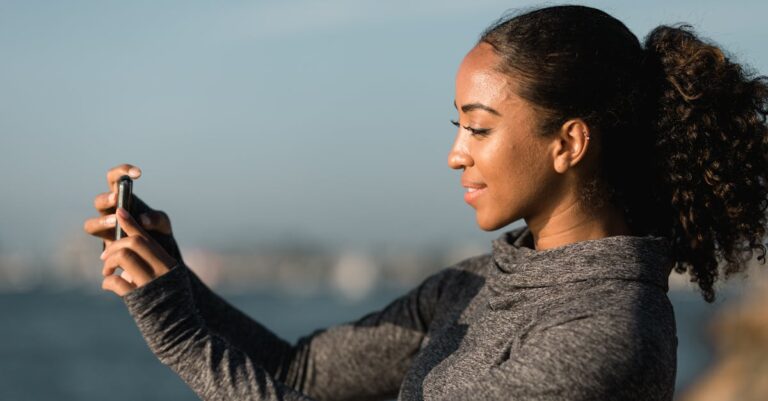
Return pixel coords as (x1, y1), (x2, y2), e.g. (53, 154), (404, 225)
(487, 226), (673, 308)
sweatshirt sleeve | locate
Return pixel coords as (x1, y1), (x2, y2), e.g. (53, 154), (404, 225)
(129, 195), (294, 372)
(122, 264), (314, 400)
(120, 261), (451, 401)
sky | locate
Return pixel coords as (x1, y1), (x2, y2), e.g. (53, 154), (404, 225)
(1, 0), (767, 257)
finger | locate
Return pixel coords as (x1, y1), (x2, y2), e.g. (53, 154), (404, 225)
(83, 214), (117, 239)
(139, 210), (173, 235)
(120, 269), (134, 284)
(115, 207), (150, 238)
(102, 247), (154, 286)
(93, 191), (117, 214)
(102, 274), (136, 297)
(106, 164), (141, 192)
(102, 232), (175, 277)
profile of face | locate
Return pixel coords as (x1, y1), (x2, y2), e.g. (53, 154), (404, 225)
(448, 43), (577, 231)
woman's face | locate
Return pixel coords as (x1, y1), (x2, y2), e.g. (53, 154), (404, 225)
(448, 43), (562, 231)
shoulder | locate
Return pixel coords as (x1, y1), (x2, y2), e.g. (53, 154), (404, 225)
(418, 250), (493, 289)
(440, 252), (493, 291)
(525, 283), (677, 400)
(407, 252), (492, 314)
(451, 252), (493, 276)
(534, 278), (676, 355)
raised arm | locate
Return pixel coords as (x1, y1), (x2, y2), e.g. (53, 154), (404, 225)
(122, 263), (315, 400)
(120, 256), (452, 401)
(130, 195), (297, 374)
(88, 164), (450, 399)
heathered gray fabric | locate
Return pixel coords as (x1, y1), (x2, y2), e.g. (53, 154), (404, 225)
(121, 226), (677, 400)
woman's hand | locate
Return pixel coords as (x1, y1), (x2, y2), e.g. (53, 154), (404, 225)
(100, 207), (178, 296)
(82, 163), (181, 296)
(82, 164), (175, 249)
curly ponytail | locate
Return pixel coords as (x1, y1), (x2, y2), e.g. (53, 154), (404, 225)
(642, 25), (768, 302)
(479, 5), (768, 302)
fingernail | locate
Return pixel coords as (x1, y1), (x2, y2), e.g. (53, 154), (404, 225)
(128, 167), (141, 178)
(100, 250), (107, 260)
(104, 216), (116, 226)
(117, 208), (129, 218)
(120, 270), (133, 284)
(140, 214), (151, 226)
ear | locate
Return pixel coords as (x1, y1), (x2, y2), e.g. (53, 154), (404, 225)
(551, 119), (590, 174)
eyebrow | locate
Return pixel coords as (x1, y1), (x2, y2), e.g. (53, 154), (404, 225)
(453, 100), (502, 116)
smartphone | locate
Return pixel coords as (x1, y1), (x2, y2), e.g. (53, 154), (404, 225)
(115, 175), (133, 241)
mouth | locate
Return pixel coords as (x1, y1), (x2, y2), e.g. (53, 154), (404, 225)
(463, 185), (487, 205)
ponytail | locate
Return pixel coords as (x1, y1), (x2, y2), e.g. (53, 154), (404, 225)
(642, 25), (768, 302)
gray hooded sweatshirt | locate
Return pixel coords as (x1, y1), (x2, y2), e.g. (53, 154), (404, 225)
(121, 225), (677, 401)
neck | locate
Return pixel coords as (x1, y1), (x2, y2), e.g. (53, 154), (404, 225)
(525, 198), (632, 251)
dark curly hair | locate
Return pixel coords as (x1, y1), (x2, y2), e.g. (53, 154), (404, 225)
(479, 5), (768, 302)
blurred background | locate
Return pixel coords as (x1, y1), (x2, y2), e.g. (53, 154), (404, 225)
(1, 0), (766, 400)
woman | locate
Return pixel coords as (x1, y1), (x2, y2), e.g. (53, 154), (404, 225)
(83, 5), (768, 401)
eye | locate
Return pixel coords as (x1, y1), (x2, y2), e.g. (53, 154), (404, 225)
(450, 119), (491, 136)
(466, 127), (491, 136)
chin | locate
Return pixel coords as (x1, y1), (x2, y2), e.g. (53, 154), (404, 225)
(475, 212), (514, 232)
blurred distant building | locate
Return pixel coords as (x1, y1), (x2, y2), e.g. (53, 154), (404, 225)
(51, 232), (103, 290)
(331, 250), (379, 301)
(17, 228), (749, 304)
(0, 250), (40, 292)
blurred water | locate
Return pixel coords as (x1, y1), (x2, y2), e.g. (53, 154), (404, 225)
(0, 288), (725, 400)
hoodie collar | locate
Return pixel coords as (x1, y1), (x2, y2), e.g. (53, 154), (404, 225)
(487, 226), (672, 306)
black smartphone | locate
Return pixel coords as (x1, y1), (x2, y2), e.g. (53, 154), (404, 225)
(115, 175), (133, 240)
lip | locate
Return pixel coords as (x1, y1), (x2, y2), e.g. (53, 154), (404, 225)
(462, 180), (487, 206)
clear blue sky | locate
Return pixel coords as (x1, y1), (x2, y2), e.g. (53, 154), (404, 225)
(1, 0), (766, 255)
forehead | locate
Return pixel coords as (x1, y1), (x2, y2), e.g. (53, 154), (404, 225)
(455, 43), (517, 108)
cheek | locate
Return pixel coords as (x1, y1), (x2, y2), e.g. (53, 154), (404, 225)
(482, 138), (549, 217)
(481, 140), (529, 195)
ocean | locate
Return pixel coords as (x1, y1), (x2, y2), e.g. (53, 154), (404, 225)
(0, 288), (726, 400)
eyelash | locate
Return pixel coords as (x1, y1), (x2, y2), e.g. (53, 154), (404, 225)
(451, 119), (491, 136)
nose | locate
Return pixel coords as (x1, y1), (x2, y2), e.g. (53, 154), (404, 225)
(447, 131), (473, 170)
